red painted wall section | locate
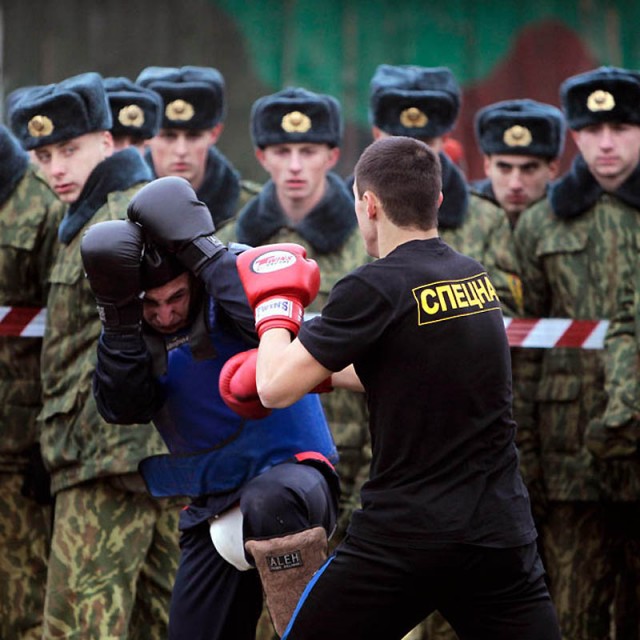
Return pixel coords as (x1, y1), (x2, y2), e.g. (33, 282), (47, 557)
(453, 21), (599, 180)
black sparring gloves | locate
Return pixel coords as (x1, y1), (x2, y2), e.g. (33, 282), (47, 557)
(127, 176), (225, 275)
(81, 219), (144, 333)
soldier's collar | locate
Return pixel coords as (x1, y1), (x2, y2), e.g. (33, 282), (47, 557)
(437, 151), (468, 230)
(549, 154), (640, 219)
(0, 129), (29, 207)
(58, 147), (151, 244)
(236, 172), (356, 254)
(195, 146), (241, 229)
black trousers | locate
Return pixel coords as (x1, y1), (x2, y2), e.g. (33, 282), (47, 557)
(283, 535), (561, 640)
(168, 462), (337, 640)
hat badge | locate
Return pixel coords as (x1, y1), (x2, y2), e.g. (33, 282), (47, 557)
(503, 125), (532, 147)
(587, 90), (615, 112)
(400, 107), (428, 128)
(27, 114), (54, 138)
(118, 104), (145, 128)
(281, 110), (312, 133)
(165, 99), (195, 122)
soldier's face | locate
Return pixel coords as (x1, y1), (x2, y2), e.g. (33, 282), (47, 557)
(33, 131), (114, 203)
(484, 154), (558, 217)
(571, 122), (640, 190)
(256, 143), (339, 210)
(142, 272), (192, 334)
(148, 126), (221, 191)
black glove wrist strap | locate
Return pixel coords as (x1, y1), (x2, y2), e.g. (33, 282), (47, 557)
(97, 297), (142, 329)
(177, 234), (226, 275)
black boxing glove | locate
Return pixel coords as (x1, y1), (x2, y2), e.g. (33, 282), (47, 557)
(80, 220), (144, 333)
(127, 176), (225, 275)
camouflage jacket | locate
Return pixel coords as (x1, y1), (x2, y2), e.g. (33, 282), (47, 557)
(457, 192), (522, 317)
(40, 153), (168, 494)
(465, 190), (544, 496)
(227, 174), (372, 457)
(514, 157), (640, 502)
(0, 162), (64, 472)
(604, 264), (640, 426)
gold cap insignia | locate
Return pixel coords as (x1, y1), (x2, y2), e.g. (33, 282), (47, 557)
(503, 125), (532, 147)
(165, 99), (194, 122)
(281, 111), (312, 133)
(400, 107), (428, 128)
(587, 90), (615, 112)
(118, 104), (145, 128)
(27, 115), (54, 138)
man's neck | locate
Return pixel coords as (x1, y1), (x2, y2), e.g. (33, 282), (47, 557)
(591, 158), (638, 193)
(278, 178), (328, 224)
(379, 226), (438, 258)
(594, 172), (631, 193)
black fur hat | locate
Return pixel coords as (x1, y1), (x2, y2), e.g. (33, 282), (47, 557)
(136, 66), (225, 130)
(475, 99), (566, 159)
(5, 86), (36, 123)
(0, 125), (30, 206)
(369, 64), (461, 138)
(560, 66), (640, 130)
(251, 87), (342, 148)
(10, 72), (112, 150)
(104, 77), (163, 140)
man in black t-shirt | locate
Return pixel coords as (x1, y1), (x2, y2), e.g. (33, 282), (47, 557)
(221, 136), (561, 639)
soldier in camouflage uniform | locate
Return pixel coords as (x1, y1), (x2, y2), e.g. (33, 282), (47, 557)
(221, 87), (371, 639)
(104, 76), (163, 154)
(470, 99), (566, 317)
(513, 66), (640, 640)
(10, 72), (181, 639)
(473, 100), (564, 228)
(471, 99), (566, 539)
(0, 124), (64, 639)
(136, 65), (261, 233)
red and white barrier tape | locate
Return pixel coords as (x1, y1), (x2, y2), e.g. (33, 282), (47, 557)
(503, 317), (608, 350)
(0, 307), (611, 348)
(0, 306), (48, 337)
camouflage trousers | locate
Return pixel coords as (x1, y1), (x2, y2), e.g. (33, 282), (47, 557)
(331, 442), (371, 550)
(0, 472), (51, 640)
(397, 610), (458, 640)
(43, 476), (183, 640)
(541, 501), (640, 640)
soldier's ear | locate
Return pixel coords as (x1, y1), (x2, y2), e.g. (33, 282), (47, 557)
(255, 148), (267, 169)
(483, 155), (492, 178)
(547, 158), (560, 180)
(209, 123), (224, 144)
(101, 130), (115, 157)
(326, 147), (340, 170)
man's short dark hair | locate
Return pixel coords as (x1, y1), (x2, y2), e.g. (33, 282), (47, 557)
(354, 136), (441, 230)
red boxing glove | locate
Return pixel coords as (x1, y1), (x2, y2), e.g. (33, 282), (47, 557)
(219, 350), (272, 419)
(236, 243), (320, 337)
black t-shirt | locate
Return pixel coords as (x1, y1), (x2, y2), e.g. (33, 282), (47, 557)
(299, 238), (535, 549)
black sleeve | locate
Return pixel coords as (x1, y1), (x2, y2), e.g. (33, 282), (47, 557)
(93, 331), (165, 424)
(298, 271), (392, 372)
(198, 249), (258, 345)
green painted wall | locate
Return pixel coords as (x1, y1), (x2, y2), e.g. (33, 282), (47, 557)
(215, 0), (640, 125)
